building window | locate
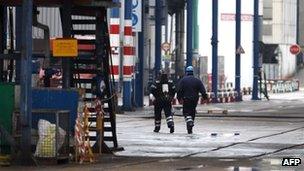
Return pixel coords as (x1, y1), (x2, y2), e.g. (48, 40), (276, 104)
(263, 24), (272, 36)
(263, 0), (273, 20)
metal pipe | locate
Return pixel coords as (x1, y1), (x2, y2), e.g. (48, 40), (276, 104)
(8, 7), (14, 82)
(235, 0), (241, 101)
(123, 0), (133, 111)
(155, 0), (162, 75)
(252, 0), (260, 100)
(110, 0), (120, 86)
(15, 7), (22, 84)
(165, 0), (168, 43)
(186, 0), (193, 67)
(60, 0), (72, 89)
(33, 8), (50, 60)
(212, 0), (218, 102)
(193, 0), (199, 51)
(297, 0), (299, 45)
(135, 0), (144, 107)
(0, 6), (6, 82)
(20, 0), (33, 164)
(296, 0), (301, 65)
(175, 9), (185, 81)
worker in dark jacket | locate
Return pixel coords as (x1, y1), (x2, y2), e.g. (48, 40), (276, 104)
(150, 70), (176, 133)
(177, 66), (207, 134)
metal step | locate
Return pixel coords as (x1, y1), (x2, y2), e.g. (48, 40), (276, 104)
(72, 30), (95, 35)
(73, 59), (98, 65)
(73, 79), (93, 84)
(88, 117), (96, 122)
(78, 39), (96, 45)
(72, 19), (96, 25)
(84, 88), (93, 93)
(89, 136), (114, 142)
(103, 127), (113, 132)
(104, 117), (111, 122)
(71, 7), (98, 16)
(83, 98), (96, 102)
(76, 52), (95, 59)
(88, 116), (111, 123)
(103, 136), (114, 142)
(89, 127), (113, 132)
(72, 68), (99, 74)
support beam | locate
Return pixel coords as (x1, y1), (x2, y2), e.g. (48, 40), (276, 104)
(123, 0), (133, 111)
(0, 0), (120, 8)
(155, 0), (162, 75)
(297, 0), (299, 45)
(0, 5), (6, 82)
(20, 0), (33, 164)
(186, 0), (193, 67)
(252, 0), (260, 100)
(235, 0), (242, 101)
(15, 7), (22, 84)
(175, 9), (185, 80)
(193, 0), (199, 51)
(135, 0), (144, 107)
(212, 0), (218, 102)
(110, 0), (120, 83)
(296, 0), (301, 65)
(60, 0), (72, 88)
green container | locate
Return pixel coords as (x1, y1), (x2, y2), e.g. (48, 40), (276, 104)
(0, 83), (15, 154)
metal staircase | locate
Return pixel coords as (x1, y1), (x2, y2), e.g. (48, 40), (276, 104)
(61, 7), (121, 153)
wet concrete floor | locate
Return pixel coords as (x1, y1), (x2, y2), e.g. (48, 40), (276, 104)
(3, 93), (304, 170)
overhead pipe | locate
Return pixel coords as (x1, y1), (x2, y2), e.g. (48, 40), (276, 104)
(20, 0), (33, 164)
(155, 0), (162, 75)
(186, 0), (193, 67)
(252, 0), (260, 100)
(211, 0), (218, 102)
(135, 0), (144, 107)
(235, 0), (241, 101)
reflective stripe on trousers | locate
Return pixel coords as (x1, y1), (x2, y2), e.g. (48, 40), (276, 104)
(155, 120), (161, 127)
(185, 116), (193, 123)
(166, 116), (173, 123)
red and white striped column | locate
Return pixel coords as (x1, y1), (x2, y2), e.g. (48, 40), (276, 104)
(110, 2), (120, 81)
(123, 19), (134, 81)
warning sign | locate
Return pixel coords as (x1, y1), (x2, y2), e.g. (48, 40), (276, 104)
(236, 45), (245, 54)
(161, 42), (171, 52)
(290, 44), (301, 55)
(52, 38), (78, 57)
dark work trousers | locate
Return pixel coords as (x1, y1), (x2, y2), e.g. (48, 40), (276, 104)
(183, 97), (199, 127)
(154, 100), (174, 128)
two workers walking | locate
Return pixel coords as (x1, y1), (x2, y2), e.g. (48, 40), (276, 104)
(150, 66), (208, 134)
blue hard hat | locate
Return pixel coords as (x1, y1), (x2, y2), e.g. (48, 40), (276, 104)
(186, 66), (194, 72)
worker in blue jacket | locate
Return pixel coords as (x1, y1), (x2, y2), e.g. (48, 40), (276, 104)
(177, 66), (207, 134)
(150, 70), (176, 133)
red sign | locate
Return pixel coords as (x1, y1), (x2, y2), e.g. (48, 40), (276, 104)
(290, 44), (301, 55)
(221, 13), (253, 21)
(161, 42), (171, 52)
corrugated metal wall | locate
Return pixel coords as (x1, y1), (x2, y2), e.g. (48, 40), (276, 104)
(33, 7), (62, 38)
(263, 64), (280, 80)
(4, 7), (100, 50)
(33, 7), (96, 39)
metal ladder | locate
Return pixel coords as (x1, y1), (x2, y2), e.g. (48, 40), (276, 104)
(61, 6), (121, 153)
